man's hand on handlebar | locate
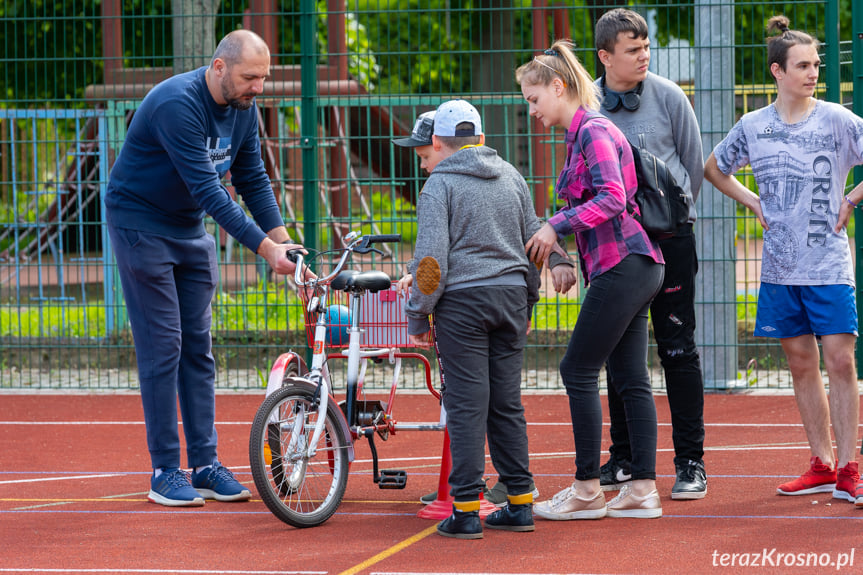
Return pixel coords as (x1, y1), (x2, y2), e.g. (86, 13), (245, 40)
(258, 238), (315, 279)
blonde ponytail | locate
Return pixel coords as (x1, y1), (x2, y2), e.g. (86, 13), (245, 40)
(515, 39), (600, 111)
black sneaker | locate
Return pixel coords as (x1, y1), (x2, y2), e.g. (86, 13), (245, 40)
(485, 480), (540, 507)
(437, 507), (483, 539)
(484, 503), (535, 532)
(599, 456), (632, 492)
(671, 460), (707, 500)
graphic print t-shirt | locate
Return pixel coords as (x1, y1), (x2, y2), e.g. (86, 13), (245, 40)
(713, 101), (863, 287)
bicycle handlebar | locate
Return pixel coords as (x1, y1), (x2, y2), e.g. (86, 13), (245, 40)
(289, 232), (402, 287)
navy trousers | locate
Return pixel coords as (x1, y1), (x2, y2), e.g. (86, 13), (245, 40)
(108, 223), (220, 470)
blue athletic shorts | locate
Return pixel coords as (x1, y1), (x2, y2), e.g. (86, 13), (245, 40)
(754, 283), (858, 338)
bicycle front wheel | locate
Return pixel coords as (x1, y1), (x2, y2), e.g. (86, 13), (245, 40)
(249, 383), (350, 528)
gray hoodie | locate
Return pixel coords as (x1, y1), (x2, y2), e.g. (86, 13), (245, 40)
(405, 145), (551, 335)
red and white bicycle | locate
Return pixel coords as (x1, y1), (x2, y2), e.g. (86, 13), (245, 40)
(248, 232), (441, 528)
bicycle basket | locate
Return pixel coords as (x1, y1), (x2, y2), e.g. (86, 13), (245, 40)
(302, 283), (410, 349)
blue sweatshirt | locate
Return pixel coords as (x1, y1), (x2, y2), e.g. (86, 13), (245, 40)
(105, 67), (283, 252)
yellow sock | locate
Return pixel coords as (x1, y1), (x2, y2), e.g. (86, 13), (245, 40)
(453, 500), (481, 512)
(508, 492), (533, 505)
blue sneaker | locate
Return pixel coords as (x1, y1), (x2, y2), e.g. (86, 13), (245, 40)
(191, 462), (252, 502)
(148, 468), (205, 507)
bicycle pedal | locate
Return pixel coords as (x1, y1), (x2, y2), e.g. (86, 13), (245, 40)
(377, 469), (407, 489)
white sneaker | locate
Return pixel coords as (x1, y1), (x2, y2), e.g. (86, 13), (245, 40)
(606, 484), (662, 518)
(533, 484), (607, 520)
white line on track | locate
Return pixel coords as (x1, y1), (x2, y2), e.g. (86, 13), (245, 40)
(0, 474), (122, 485)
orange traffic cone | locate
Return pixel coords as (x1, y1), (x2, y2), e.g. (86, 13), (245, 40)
(417, 426), (497, 519)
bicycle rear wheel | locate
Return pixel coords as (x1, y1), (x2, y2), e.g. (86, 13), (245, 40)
(250, 383), (350, 528)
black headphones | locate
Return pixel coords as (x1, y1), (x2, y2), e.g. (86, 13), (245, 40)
(600, 76), (644, 113)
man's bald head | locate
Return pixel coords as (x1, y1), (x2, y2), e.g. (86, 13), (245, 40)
(211, 30), (269, 68)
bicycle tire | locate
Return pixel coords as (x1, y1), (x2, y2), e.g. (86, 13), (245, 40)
(249, 382), (350, 528)
(267, 363), (299, 495)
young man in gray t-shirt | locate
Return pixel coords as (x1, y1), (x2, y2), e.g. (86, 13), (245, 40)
(706, 16), (863, 504)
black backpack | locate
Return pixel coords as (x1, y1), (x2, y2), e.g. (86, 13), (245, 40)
(575, 114), (691, 240)
(628, 133), (692, 240)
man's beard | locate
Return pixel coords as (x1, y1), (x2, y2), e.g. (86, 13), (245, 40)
(221, 76), (255, 110)
(228, 97), (254, 110)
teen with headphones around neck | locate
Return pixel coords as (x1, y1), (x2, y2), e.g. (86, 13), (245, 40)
(592, 8), (708, 502)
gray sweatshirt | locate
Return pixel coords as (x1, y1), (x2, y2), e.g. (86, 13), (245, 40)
(596, 71), (704, 223)
(405, 145), (553, 335)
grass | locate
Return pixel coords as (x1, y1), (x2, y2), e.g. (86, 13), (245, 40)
(0, 284), (763, 338)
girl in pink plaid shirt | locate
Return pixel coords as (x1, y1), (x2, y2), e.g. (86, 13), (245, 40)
(519, 39), (665, 520)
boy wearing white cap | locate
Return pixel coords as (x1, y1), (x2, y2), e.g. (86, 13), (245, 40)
(395, 99), (575, 539)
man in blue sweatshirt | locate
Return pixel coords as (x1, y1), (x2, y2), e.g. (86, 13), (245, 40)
(105, 30), (305, 507)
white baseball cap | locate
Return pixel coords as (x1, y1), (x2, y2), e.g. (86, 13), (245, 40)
(433, 100), (483, 137)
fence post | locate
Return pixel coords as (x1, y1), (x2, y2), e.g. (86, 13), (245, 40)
(694, 0), (737, 389)
(300, 0), (319, 259)
(825, 0), (840, 103)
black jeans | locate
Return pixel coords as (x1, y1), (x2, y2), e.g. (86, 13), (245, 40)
(434, 286), (533, 501)
(608, 227), (705, 466)
(560, 254), (664, 481)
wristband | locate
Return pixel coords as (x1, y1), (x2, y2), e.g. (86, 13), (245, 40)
(846, 196), (858, 208)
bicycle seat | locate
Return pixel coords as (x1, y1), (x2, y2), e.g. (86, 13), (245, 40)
(330, 270), (392, 293)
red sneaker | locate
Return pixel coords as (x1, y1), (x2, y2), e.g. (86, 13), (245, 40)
(832, 461), (860, 502)
(776, 457), (836, 495)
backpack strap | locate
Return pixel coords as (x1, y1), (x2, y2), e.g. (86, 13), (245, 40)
(573, 113), (639, 218)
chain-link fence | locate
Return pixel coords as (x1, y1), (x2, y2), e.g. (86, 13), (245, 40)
(0, 0), (859, 391)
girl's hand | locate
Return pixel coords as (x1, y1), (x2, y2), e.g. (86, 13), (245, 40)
(525, 223), (558, 265)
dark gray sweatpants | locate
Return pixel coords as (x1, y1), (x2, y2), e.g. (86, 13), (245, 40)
(433, 285), (533, 502)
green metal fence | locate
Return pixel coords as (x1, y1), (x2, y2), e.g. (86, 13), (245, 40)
(0, 0), (859, 391)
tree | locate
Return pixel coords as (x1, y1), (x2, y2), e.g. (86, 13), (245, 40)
(172, 0), (221, 74)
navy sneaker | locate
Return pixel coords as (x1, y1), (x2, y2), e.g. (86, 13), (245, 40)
(437, 507), (483, 539)
(484, 503), (535, 532)
(148, 468), (205, 507)
(191, 462), (252, 502)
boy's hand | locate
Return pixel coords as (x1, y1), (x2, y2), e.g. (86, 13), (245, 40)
(397, 274), (413, 296)
(836, 199), (854, 233)
(551, 265), (577, 294)
(409, 331), (433, 348)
